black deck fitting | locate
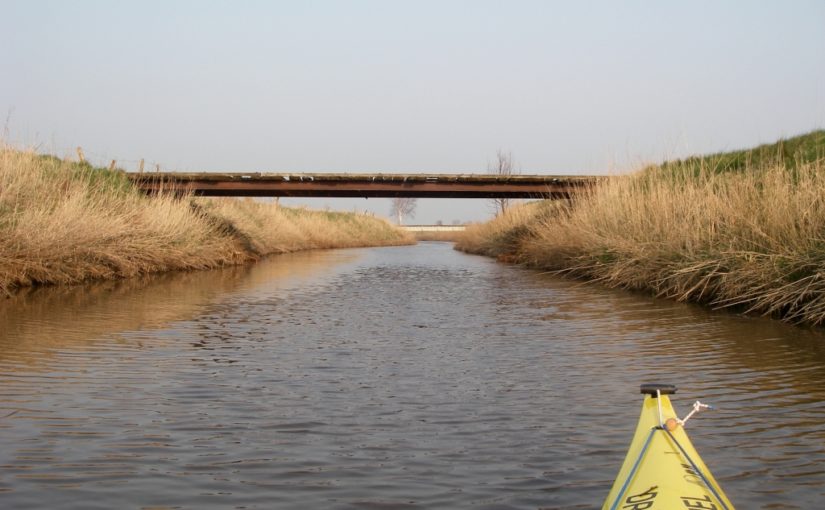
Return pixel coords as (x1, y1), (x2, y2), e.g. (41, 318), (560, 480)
(640, 383), (677, 396)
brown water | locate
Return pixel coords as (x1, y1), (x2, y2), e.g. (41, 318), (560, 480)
(1, 242), (824, 509)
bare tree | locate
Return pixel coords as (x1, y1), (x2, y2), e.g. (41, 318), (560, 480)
(390, 197), (417, 225)
(489, 150), (517, 215)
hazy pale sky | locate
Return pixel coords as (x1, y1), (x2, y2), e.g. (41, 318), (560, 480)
(3, 0), (824, 223)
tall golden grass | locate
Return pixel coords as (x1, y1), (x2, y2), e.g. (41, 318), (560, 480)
(457, 158), (825, 325)
(410, 231), (466, 242)
(197, 198), (412, 254)
(456, 200), (565, 259)
(0, 149), (412, 293)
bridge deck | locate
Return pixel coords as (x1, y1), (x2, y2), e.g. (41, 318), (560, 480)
(126, 172), (598, 199)
(401, 225), (467, 232)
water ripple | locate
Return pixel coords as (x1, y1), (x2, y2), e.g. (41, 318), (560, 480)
(1, 243), (825, 508)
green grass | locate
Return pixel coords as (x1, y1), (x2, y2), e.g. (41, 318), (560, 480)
(656, 129), (825, 176)
(34, 153), (136, 195)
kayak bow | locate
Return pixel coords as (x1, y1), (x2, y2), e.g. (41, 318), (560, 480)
(602, 384), (735, 510)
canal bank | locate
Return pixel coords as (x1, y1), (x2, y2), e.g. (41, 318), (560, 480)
(0, 149), (412, 294)
(456, 130), (825, 326)
(1, 242), (824, 508)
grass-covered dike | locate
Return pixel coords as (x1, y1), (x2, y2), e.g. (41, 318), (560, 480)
(456, 129), (825, 326)
(0, 149), (412, 294)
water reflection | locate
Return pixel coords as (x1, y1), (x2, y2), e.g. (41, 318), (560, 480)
(1, 242), (824, 509)
(0, 250), (360, 363)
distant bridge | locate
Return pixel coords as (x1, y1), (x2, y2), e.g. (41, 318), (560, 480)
(401, 224), (467, 232)
(126, 172), (598, 199)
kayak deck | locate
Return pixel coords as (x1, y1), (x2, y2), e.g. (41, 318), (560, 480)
(602, 385), (734, 510)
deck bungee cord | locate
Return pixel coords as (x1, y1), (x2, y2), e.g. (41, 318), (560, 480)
(662, 427), (731, 510)
(607, 428), (657, 510)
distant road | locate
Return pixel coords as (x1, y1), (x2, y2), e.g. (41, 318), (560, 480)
(400, 225), (467, 232)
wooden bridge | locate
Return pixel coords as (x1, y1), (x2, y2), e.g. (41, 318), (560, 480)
(126, 172), (598, 199)
(401, 224), (467, 232)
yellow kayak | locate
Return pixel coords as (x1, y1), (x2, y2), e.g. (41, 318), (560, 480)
(602, 384), (735, 510)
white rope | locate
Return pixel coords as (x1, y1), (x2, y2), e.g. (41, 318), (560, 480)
(678, 401), (713, 427)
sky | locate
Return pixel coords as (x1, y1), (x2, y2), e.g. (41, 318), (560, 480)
(3, 0), (824, 224)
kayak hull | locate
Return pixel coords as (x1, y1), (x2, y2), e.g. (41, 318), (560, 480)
(602, 392), (734, 510)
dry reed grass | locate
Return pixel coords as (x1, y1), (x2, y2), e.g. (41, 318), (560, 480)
(197, 198), (413, 254)
(0, 148), (412, 294)
(455, 200), (566, 259)
(411, 231), (466, 242)
(457, 158), (825, 325)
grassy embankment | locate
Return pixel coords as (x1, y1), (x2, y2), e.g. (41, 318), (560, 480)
(0, 149), (412, 294)
(456, 130), (825, 325)
(411, 231), (466, 242)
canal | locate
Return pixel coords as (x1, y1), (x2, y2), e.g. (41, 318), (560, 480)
(1, 242), (824, 509)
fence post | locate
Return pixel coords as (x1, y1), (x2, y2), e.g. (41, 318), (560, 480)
(138, 158), (144, 173)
